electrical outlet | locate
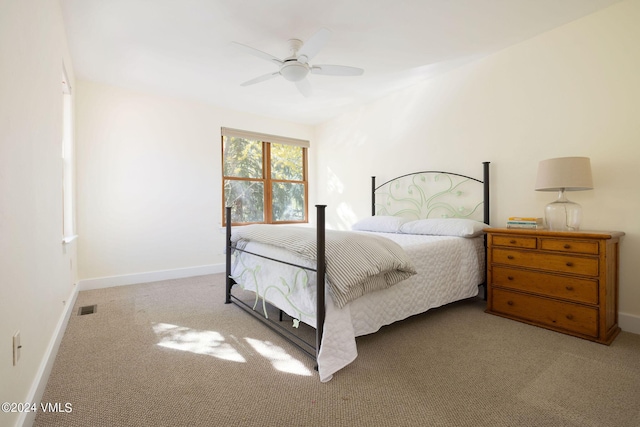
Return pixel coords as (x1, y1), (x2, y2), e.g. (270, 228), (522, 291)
(13, 331), (21, 366)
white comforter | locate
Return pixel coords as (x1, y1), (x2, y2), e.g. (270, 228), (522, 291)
(229, 231), (485, 381)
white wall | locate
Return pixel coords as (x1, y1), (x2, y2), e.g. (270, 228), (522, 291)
(316, 0), (640, 323)
(75, 81), (314, 283)
(2, 4), (636, 426)
(0, 1), (78, 426)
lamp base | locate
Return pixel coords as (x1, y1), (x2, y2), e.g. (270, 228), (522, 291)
(544, 190), (582, 231)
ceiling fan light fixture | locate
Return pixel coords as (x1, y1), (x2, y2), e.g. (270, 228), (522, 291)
(280, 61), (309, 82)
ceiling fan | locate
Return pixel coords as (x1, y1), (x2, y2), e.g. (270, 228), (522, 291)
(232, 28), (364, 97)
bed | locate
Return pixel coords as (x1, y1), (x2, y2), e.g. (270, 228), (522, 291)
(225, 162), (490, 381)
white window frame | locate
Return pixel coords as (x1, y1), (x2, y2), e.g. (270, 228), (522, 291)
(221, 127), (309, 226)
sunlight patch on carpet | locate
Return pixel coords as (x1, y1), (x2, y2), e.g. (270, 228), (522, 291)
(152, 322), (246, 362)
(245, 337), (312, 376)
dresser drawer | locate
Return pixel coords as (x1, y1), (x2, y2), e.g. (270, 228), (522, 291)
(492, 266), (598, 304)
(540, 238), (599, 255)
(492, 248), (599, 277)
(492, 288), (598, 337)
(492, 235), (537, 249)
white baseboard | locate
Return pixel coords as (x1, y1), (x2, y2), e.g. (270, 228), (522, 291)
(620, 311), (640, 336)
(78, 264), (226, 291)
(18, 285), (79, 427)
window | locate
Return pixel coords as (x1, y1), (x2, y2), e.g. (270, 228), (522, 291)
(62, 67), (76, 243)
(222, 128), (309, 225)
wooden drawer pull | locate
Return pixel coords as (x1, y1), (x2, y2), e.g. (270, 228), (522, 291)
(566, 314), (574, 320)
(510, 240), (517, 244)
(507, 300), (514, 306)
(507, 276), (514, 281)
(507, 255), (514, 260)
(566, 286), (574, 291)
(564, 244), (571, 249)
(566, 262), (574, 267)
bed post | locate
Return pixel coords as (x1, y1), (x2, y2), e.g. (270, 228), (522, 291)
(482, 162), (490, 224)
(225, 206), (233, 304)
(482, 162), (490, 301)
(371, 176), (376, 216)
(316, 204), (327, 362)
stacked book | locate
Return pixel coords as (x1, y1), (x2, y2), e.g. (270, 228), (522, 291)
(506, 217), (544, 229)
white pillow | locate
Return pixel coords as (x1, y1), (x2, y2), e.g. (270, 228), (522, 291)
(400, 218), (489, 238)
(351, 216), (408, 233)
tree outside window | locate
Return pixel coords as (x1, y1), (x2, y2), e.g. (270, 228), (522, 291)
(222, 129), (308, 225)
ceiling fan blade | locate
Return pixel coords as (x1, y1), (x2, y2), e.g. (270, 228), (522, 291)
(295, 79), (312, 97)
(311, 64), (364, 76)
(231, 42), (283, 66)
(240, 72), (280, 86)
(297, 28), (331, 64)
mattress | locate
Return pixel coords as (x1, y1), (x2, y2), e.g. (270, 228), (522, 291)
(229, 231), (485, 381)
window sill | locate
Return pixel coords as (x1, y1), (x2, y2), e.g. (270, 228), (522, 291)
(62, 235), (78, 245)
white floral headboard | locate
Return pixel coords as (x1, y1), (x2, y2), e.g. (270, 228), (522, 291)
(372, 162), (490, 224)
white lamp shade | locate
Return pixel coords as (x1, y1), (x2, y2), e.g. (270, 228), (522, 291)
(535, 157), (594, 192)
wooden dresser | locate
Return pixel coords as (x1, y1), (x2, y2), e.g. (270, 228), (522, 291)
(485, 228), (624, 345)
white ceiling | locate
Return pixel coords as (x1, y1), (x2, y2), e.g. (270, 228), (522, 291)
(60, 0), (621, 125)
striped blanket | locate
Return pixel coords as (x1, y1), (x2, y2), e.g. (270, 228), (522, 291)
(231, 225), (416, 308)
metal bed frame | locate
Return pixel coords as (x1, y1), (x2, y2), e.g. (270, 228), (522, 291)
(225, 205), (326, 362)
(225, 161), (490, 368)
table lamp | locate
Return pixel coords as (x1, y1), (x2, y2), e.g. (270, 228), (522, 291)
(535, 157), (593, 231)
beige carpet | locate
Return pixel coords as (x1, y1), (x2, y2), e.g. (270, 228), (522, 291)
(35, 274), (640, 427)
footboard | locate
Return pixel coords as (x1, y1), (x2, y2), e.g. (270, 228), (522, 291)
(225, 205), (326, 364)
